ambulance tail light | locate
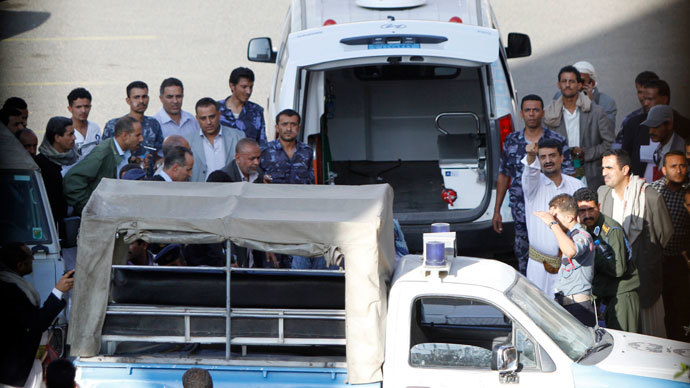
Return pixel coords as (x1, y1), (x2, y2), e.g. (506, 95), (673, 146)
(449, 16), (463, 23)
(323, 19), (337, 26)
(498, 114), (514, 151)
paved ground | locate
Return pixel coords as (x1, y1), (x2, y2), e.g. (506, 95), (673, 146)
(1, 0), (688, 138)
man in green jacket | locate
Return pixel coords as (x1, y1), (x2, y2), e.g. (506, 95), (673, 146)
(64, 116), (143, 215)
(574, 187), (640, 332)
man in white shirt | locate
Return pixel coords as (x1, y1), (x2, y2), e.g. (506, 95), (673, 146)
(153, 78), (199, 143)
(67, 88), (101, 158)
(151, 146), (194, 182)
(522, 138), (585, 295)
(543, 65), (614, 190)
(189, 98), (245, 182)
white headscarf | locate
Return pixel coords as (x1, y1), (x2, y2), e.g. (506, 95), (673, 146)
(573, 60), (598, 86)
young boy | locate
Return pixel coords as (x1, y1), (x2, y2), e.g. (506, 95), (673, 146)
(534, 193), (596, 326)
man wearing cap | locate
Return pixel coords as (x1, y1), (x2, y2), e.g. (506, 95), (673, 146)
(544, 66), (614, 191)
(643, 105), (685, 182)
(554, 61), (617, 128)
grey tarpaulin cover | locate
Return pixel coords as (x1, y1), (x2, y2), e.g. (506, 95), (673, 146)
(67, 178), (395, 384)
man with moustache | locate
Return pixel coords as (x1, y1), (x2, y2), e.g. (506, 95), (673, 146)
(103, 81), (164, 177)
(67, 88), (101, 158)
(544, 65), (614, 190)
(651, 151), (690, 340)
(494, 94), (571, 275)
(64, 116), (144, 215)
(190, 98), (245, 182)
(218, 67), (267, 148)
(644, 105), (686, 182)
(208, 138), (266, 184)
(521, 138), (584, 294)
(154, 77), (199, 142)
(574, 187), (639, 332)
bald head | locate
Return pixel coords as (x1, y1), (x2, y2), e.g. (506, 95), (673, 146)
(163, 135), (190, 150)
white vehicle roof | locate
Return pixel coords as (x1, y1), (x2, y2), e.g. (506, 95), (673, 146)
(298, 0), (490, 29)
(288, 20), (499, 68)
(393, 255), (518, 293)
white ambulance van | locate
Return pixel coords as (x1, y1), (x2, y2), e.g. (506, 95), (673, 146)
(248, 0), (531, 253)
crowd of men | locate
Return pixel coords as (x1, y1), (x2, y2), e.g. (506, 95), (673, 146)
(2, 67), (324, 271)
(492, 63), (689, 342)
(1, 61), (688, 375)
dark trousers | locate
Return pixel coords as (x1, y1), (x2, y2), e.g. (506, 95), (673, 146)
(662, 254), (690, 342)
(563, 301), (597, 327)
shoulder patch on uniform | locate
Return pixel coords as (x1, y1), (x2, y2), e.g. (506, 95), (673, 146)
(601, 224), (610, 235)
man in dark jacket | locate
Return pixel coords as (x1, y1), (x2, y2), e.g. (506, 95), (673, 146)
(0, 243), (74, 386)
(151, 145), (194, 182)
(35, 117), (77, 239)
(207, 138), (266, 183)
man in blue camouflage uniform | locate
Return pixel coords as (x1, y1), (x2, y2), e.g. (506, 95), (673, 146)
(261, 109), (314, 185)
(262, 109), (316, 269)
(218, 67), (267, 148)
(493, 94), (572, 275)
(103, 81), (163, 177)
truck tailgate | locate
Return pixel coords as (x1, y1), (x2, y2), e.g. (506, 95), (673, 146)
(75, 361), (381, 387)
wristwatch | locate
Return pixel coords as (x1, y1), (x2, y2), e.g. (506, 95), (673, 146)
(549, 221), (559, 227)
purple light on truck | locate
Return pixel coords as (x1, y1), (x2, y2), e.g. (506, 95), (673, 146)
(430, 223), (450, 233)
(425, 241), (445, 266)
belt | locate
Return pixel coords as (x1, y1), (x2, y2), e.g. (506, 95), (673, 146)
(529, 245), (561, 274)
(561, 293), (591, 306)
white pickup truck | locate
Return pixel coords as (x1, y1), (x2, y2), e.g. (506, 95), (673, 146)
(66, 180), (689, 387)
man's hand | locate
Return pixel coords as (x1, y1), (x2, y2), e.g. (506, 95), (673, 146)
(492, 212), (503, 234)
(263, 174), (273, 184)
(525, 143), (538, 164)
(533, 211), (557, 226)
(56, 269), (75, 293)
(266, 252), (279, 268)
(582, 83), (594, 101)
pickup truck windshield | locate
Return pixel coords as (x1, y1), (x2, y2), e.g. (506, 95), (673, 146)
(0, 170), (52, 245)
(506, 277), (593, 361)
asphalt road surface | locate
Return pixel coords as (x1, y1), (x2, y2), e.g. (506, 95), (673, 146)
(1, 0), (688, 138)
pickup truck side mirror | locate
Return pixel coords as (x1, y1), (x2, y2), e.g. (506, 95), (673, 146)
(492, 344), (519, 383)
(248, 37), (277, 63)
(505, 32), (531, 59)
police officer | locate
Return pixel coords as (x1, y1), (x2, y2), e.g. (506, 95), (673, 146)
(574, 187), (640, 332)
(260, 109), (314, 184)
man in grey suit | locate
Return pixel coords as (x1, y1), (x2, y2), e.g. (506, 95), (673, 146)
(207, 138), (266, 183)
(189, 98), (244, 182)
(544, 65), (615, 191)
